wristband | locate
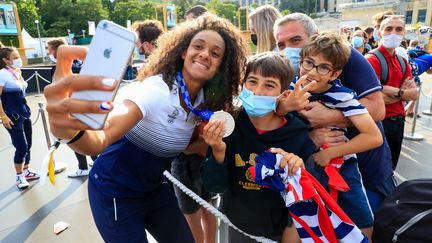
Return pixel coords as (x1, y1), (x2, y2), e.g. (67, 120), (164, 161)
(67, 130), (85, 144)
(1, 114), (7, 119)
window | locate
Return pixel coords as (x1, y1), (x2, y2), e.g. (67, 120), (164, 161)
(418, 9), (427, 23)
(406, 10), (413, 24)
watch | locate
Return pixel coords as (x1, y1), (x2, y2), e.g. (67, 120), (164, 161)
(394, 89), (404, 99)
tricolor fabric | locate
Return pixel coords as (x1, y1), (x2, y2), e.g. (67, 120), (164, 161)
(248, 151), (368, 243)
(321, 144), (350, 201)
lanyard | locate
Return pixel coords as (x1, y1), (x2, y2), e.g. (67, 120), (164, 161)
(176, 71), (213, 120)
(5, 66), (22, 81)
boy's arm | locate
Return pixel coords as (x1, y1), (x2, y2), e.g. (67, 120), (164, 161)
(313, 113), (383, 166)
(202, 150), (229, 193)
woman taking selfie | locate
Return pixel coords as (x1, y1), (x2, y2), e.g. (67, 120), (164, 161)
(44, 14), (248, 243)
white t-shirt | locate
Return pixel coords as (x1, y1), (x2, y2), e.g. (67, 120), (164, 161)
(118, 75), (204, 157)
(0, 68), (27, 94)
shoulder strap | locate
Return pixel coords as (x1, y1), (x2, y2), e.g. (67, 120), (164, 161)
(396, 54), (407, 77)
(368, 49), (388, 84)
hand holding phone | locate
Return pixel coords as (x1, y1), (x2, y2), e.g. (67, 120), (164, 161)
(71, 20), (136, 129)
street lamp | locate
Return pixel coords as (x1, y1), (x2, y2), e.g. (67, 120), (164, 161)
(34, 20), (44, 59)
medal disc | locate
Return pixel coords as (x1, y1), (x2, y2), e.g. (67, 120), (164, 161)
(210, 111), (235, 137)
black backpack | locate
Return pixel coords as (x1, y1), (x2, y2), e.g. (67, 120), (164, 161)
(373, 179), (432, 243)
(368, 48), (407, 85)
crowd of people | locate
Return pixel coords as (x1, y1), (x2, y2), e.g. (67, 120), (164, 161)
(1, 4), (431, 243)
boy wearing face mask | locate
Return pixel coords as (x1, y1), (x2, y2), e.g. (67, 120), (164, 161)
(366, 16), (419, 170)
(202, 52), (316, 243)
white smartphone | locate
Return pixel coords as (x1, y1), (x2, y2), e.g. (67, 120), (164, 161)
(71, 20), (136, 129)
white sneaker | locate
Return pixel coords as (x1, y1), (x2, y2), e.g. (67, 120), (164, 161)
(16, 175), (29, 189)
(24, 168), (40, 180)
(67, 169), (89, 178)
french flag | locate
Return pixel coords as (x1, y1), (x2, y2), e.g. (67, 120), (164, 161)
(248, 151), (368, 243)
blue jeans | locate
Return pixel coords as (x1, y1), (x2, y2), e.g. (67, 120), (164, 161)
(366, 175), (396, 213)
(6, 114), (32, 164)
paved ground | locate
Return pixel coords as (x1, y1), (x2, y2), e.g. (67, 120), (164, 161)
(1, 73), (432, 243)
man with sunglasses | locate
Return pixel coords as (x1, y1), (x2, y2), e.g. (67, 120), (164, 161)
(275, 13), (395, 222)
(366, 16), (418, 170)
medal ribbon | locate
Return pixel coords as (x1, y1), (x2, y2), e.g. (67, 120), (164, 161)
(176, 71), (214, 120)
(5, 66), (22, 81)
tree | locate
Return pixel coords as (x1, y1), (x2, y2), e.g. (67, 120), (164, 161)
(39, 0), (108, 37)
(111, 0), (155, 27)
(0, 0), (41, 47)
(206, 0), (238, 24)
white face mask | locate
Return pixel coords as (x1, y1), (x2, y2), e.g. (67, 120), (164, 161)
(11, 58), (22, 69)
(381, 34), (403, 49)
(49, 54), (57, 63)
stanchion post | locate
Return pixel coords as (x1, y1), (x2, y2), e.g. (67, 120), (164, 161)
(422, 96), (432, 116)
(404, 84), (424, 141)
(38, 102), (67, 173)
(35, 71), (41, 97)
(38, 102), (51, 148)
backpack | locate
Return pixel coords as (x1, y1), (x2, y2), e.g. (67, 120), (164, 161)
(373, 179), (432, 243)
(368, 48), (407, 85)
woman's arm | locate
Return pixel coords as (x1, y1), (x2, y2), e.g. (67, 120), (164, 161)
(44, 45), (143, 155)
(313, 113), (383, 166)
(67, 100), (142, 155)
(0, 86), (14, 129)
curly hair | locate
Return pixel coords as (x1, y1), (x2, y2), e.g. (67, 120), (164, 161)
(139, 13), (249, 114)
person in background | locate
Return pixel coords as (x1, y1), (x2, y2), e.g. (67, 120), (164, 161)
(0, 47), (40, 189)
(185, 5), (208, 21)
(248, 5), (282, 53)
(351, 29), (369, 55)
(47, 38), (97, 178)
(364, 26), (376, 50)
(371, 10), (395, 46)
(365, 16), (419, 170)
(133, 20), (163, 61)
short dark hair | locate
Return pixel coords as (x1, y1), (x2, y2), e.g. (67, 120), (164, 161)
(363, 26), (374, 35)
(133, 20), (164, 43)
(244, 52), (294, 91)
(185, 5), (208, 18)
(301, 32), (351, 71)
(0, 47), (16, 69)
(47, 38), (67, 50)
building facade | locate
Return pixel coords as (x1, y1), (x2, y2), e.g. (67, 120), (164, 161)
(338, 0), (432, 27)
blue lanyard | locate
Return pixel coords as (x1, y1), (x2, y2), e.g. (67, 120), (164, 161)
(176, 71), (214, 120)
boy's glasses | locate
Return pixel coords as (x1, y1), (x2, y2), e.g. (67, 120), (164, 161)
(301, 59), (334, 75)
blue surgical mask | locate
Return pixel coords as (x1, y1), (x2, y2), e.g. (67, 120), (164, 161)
(352, 36), (364, 48)
(280, 47), (301, 75)
(373, 29), (380, 42)
(239, 87), (277, 117)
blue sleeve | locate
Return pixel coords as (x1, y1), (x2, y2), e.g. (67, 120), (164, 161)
(202, 150), (229, 193)
(338, 47), (382, 99)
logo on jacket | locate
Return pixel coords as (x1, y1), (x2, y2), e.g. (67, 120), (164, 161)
(168, 107), (180, 124)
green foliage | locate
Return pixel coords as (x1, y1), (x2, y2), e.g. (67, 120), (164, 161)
(40, 0), (108, 37)
(280, 9), (291, 16)
(0, 0), (41, 47)
(111, 0), (155, 27)
(206, 0), (238, 24)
